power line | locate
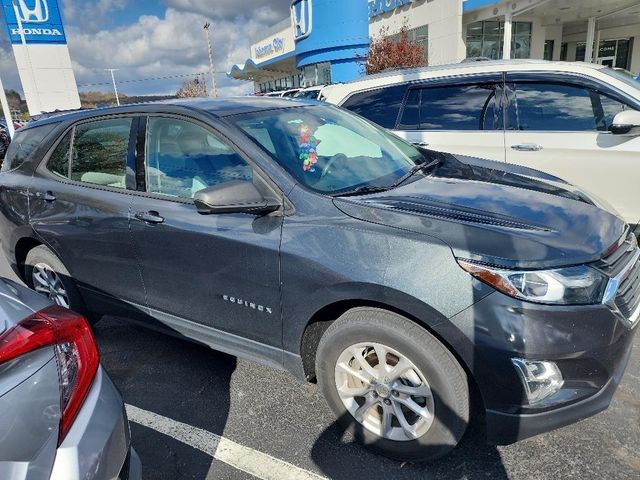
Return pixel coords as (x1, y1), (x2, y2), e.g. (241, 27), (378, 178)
(77, 72), (210, 88)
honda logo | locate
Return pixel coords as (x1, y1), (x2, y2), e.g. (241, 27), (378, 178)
(14, 0), (49, 24)
(291, 0), (312, 40)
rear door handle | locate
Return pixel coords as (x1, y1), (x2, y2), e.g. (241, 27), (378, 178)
(134, 211), (164, 224)
(511, 143), (543, 152)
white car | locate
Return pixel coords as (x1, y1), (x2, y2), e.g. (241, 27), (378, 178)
(323, 60), (640, 229)
(294, 85), (328, 101)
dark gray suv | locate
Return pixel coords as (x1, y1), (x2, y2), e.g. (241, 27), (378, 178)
(0, 98), (637, 461)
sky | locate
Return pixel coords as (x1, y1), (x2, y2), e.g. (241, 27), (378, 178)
(0, 0), (291, 98)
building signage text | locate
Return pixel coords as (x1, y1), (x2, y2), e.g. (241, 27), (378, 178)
(368, 0), (415, 19)
(255, 37), (286, 59)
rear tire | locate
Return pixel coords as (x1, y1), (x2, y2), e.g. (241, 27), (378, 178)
(25, 245), (91, 320)
(316, 307), (469, 461)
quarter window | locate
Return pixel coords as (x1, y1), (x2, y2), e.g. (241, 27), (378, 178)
(399, 84), (502, 130)
(145, 117), (252, 199)
(341, 85), (408, 129)
(1, 124), (55, 172)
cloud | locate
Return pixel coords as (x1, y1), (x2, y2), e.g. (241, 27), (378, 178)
(65, 7), (272, 96)
(160, 0), (290, 23)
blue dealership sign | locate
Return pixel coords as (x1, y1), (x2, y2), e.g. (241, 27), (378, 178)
(2, 0), (67, 44)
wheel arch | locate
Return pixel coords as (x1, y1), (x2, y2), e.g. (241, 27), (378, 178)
(14, 236), (43, 282)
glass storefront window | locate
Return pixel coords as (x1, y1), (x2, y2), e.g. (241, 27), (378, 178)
(544, 40), (555, 61)
(303, 62), (332, 87)
(465, 21), (532, 60)
(575, 39), (631, 69)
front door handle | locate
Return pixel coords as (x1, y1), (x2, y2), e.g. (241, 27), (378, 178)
(411, 141), (430, 148)
(511, 143), (543, 152)
(43, 191), (56, 202)
(134, 211), (164, 224)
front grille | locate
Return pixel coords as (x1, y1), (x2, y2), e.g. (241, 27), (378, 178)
(615, 256), (640, 320)
(597, 232), (640, 324)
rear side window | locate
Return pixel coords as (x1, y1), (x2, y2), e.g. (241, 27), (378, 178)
(47, 118), (133, 189)
(1, 124), (55, 172)
(399, 84), (502, 130)
(341, 85), (408, 129)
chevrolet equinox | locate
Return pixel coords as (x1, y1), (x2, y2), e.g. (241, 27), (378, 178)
(0, 98), (637, 461)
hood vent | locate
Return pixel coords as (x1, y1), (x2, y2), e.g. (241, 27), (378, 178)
(364, 198), (552, 232)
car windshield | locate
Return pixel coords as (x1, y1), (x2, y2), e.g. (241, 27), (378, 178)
(229, 105), (425, 195)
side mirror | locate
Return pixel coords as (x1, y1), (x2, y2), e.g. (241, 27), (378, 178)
(194, 180), (281, 215)
(610, 110), (640, 136)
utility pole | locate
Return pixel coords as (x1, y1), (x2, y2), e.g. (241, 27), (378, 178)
(203, 23), (218, 98)
(105, 69), (120, 106)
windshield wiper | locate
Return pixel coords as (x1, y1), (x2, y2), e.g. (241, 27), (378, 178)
(334, 185), (391, 197)
(391, 158), (441, 189)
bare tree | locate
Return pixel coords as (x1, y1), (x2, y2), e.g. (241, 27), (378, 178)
(361, 26), (427, 75)
(176, 77), (208, 98)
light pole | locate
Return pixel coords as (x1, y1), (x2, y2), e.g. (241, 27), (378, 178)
(203, 22), (217, 98)
(105, 69), (120, 106)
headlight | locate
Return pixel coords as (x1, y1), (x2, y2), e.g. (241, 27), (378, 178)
(457, 260), (608, 305)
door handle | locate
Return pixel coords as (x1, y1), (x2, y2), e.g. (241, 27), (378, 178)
(511, 143), (543, 152)
(411, 141), (430, 148)
(43, 191), (56, 202)
(134, 211), (164, 224)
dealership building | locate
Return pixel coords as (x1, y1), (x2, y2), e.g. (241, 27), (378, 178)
(228, 0), (640, 93)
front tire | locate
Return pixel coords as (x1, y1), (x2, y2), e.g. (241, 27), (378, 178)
(316, 307), (469, 461)
(25, 245), (88, 317)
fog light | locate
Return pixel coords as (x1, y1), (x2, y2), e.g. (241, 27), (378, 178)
(511, 358), (564, 404)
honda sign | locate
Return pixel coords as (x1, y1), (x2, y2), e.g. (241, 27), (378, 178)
(2, 0), (67, 44)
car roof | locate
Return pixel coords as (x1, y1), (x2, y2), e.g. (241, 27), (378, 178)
(23, 97), (318, 130)
(322, 60), (608, 101)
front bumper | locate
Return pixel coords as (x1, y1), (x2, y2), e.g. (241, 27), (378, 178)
(50, 367), (141, 480)
(441, 289), (638, 445)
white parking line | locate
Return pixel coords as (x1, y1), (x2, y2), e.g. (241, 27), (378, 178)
(125, 404), (328, 480)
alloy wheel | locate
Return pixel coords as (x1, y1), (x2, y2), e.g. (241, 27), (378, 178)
(334, 342), (435, 442)
(32, 263), (70, 308)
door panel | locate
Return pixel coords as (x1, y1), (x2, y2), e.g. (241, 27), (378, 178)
(505, 78), (640, 225)
(393, 76), (506, 161)
(29, 117), (144, 311)
(129, 116), (282, 347)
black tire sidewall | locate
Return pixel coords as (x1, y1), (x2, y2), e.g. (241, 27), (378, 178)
(316, 308), (469, 461)
(25, 245), (87, 316)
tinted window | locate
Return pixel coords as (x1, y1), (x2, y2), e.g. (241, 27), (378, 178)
(399, 84), (502, 130)
(341, 84), (407, 129)
(145, 117), (252, 199)
(71, 118), (132, 188)
(398, 89), (420, 129)
(514, 83), (597, 131)
(1, 124), (55, 172)
(48, 131), (72, 178)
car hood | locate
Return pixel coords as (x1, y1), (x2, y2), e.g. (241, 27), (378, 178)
(333, 153), (627, 269)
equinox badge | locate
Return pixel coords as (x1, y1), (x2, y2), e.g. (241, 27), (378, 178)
(222, 295), (273, 314)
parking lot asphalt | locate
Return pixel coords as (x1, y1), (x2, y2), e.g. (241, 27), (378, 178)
(1, 256), (638, 480)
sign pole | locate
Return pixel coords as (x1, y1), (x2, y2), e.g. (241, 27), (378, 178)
(12, 0), (42, 114)
(0, 74), (16, 138)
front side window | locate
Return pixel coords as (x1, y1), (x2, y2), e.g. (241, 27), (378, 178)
(513, 82), (634, 132)
(45, 118), (132, 188)
(230, 105), (425, 195)
(399, 84), (502, 131)
(145, 117), (252, 199)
